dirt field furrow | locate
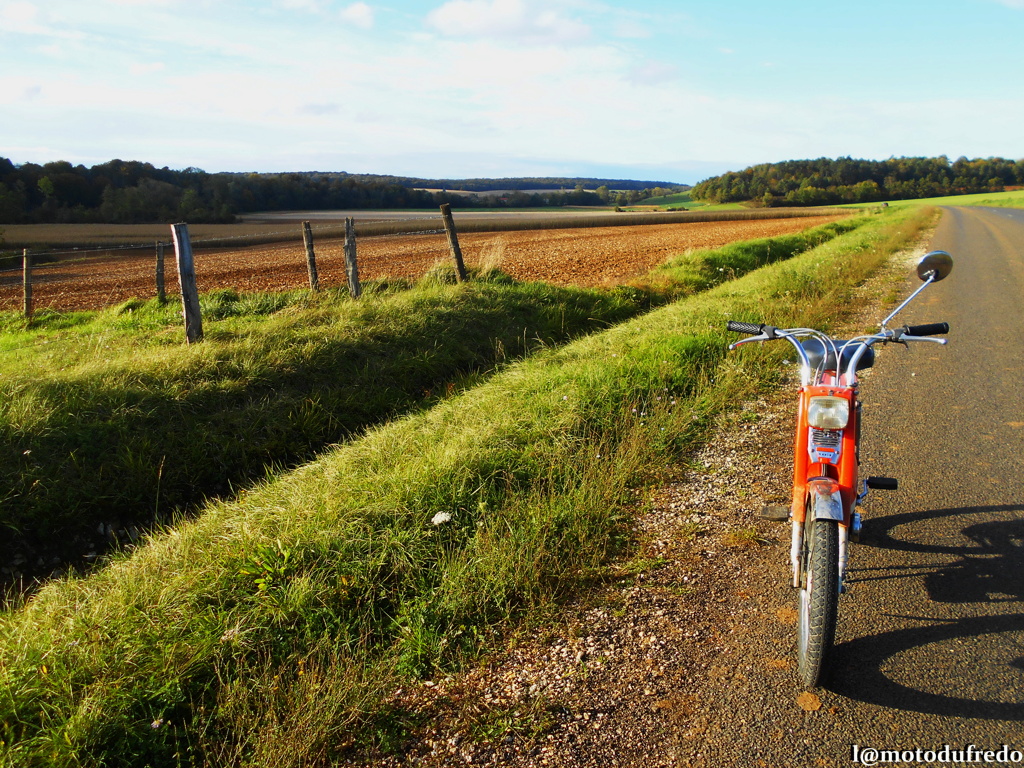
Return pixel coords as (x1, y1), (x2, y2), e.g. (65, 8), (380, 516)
(0, 216), (842, 312)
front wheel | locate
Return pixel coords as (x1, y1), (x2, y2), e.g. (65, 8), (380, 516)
(797, 518), (840, 687)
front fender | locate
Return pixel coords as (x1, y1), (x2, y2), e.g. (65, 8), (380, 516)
(808, 478), (844, 521)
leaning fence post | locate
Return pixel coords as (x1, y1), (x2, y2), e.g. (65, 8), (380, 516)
(22, 249), (32, 319)
(302, 221), (320, 292)
(344, 217), (361, 299)
(439, 203), (468, 282)
(155, 241), (167, 303)
(170, 223), (203, 343)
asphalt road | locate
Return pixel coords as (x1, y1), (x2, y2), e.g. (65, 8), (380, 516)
(668, 206), (1024, 768)
(781, 206), (1024, 764)
(833, 206), (1024, 744)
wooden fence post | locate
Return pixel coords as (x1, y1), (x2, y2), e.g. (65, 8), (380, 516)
(344, 217), (361, 299)
(22, 249), (32, 319)
(155, 241), (167, 303)
(302, 221), (320, 292)
(439, 203), (468, 282)
(170, 223), (203, 343)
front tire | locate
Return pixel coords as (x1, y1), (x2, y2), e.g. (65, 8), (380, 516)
(797, 518), (840, 687)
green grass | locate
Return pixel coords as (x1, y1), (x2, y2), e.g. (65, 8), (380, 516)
(670, 187), (1024, 216)
(0, 276), (644, 571)
(0, 206), (933, 766)
(636, 191), (692, 206)
(632, 190), (753, 212)
(838, 188), (1024, 209)
(0, 220), (860, 577)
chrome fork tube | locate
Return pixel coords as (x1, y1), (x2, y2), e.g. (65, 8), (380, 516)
(790, 521), (803, 588)
(838, 525), (849, 593)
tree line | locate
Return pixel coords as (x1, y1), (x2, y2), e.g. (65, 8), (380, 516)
(691, 156), (1024, 206)
(0, 158), (684, 224)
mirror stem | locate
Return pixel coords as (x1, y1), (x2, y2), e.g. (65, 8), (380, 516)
(881, 273), (935, 329)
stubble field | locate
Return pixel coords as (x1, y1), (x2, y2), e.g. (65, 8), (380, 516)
(0, 215), (843, 312)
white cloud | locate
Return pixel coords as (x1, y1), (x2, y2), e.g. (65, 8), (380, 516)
(1, 1), (88, 41)
(102, 0), (176, 6)
(340, 2), (373, 29)
(276, 0), (329, 11)
(2, 2), (53, 36)
(613, 19), (650, 39)
(298, 102), (342, 116)
(426, 0), (590, 44)
(129, 61), (166, 75)
(991, 0), (1024, 7)
(2, 0), (31, 19)
(627, 60), (678, 86)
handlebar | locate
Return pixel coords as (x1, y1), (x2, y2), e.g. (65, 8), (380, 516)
(902, 322), (949, 337)
(728, 253), (952, 383)
(726, 321), (949, 342)
(726, 320), (950, 385)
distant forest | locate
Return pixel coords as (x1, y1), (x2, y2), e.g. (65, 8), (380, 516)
(692, 156), (1024, 206)
(390, 175), (677, 193)
(0, 157), (684, 224)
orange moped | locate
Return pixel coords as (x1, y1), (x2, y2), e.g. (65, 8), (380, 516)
(727, 251), (953, 687)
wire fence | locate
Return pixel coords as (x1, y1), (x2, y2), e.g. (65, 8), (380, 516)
(0, 220), (459, 314)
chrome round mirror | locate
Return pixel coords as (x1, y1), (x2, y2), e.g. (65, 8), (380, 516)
(916, 250), (953, 282)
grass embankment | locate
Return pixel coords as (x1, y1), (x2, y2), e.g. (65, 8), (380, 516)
(665, 188), (1024, 216)
(0, 220), (858, 574)
(0, 207), (932, 766)
(637, 190), (750, 212)
(840, 188), (1024, 210)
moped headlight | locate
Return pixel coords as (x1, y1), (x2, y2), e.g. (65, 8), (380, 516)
(807, 396), (850, 430)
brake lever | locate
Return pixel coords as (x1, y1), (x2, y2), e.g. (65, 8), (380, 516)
(728, 332), (774, 350)
(902, 336), (948, 345)
(889, 327), (948, 346)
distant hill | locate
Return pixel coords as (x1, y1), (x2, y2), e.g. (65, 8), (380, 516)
(334, 173), (688, 193)
(691, 156), (1024, 207)
(0, 157), (688, 225)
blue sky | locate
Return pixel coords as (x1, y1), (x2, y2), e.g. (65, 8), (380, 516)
(2, 0), (1023, 184)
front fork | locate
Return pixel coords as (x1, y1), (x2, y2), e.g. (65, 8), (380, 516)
(790, 521), (803, 588)
(789, 495), (855, 590)
(791, 479), (872, 590)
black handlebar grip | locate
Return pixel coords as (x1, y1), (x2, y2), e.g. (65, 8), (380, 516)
(905, 322), (949, 337)
(726, 321), (763, 334)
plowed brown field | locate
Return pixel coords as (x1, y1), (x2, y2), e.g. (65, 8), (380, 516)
(1, 216), (842, 312)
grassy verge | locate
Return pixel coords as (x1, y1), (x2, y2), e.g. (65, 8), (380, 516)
(0, 220), (860, 577)
(635, 190), (753, 212)
(839, 188), (1024, 210)
(1, 277), (640, 573)
(0, 207), (932, 766)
